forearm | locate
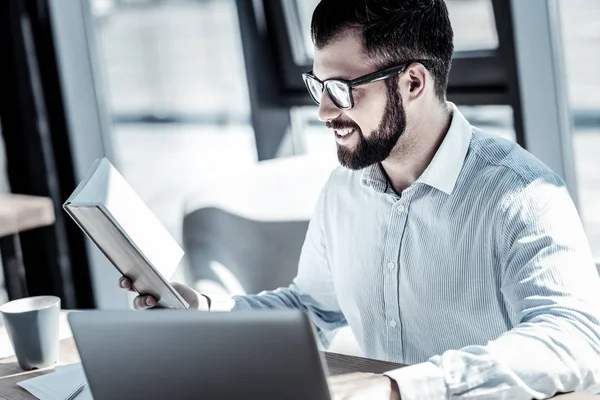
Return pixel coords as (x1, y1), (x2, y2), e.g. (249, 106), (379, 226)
(232, 285), (309, 311)
(208, 284), (347, 348)
(386, 310), (600, 400)
(207, 284), (326, 311)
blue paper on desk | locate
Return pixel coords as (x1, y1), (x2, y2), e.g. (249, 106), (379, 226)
(18, 363), (92, 400)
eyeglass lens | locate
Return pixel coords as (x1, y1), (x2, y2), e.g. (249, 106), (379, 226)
(305, 76), (352, 109)
(326, 81), (351, 108)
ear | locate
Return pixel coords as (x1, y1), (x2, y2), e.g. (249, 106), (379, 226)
(401, 62), (428, 101)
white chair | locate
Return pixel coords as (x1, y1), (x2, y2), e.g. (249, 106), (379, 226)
(181, 154), (362, 355)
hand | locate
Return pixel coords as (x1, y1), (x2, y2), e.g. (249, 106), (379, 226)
(118, 277), (209, 310)
(328, 372), (400, 400)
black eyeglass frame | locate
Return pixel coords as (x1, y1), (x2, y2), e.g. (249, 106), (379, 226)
(302, 59), (434, 110)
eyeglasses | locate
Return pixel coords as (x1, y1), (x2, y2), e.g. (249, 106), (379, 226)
(302, 60), (434, 110)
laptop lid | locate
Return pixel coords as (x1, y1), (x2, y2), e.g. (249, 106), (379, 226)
(68, 310), (331, 400)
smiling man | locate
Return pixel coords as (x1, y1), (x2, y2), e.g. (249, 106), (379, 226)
(120, 0), (600, 398)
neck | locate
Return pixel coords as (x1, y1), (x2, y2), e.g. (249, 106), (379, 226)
(381, 102), (453, 194)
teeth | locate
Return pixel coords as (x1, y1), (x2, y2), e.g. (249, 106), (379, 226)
(336, 129), (353, 137)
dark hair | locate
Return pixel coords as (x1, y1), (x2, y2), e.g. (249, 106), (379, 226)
(311, 0), (454, 101)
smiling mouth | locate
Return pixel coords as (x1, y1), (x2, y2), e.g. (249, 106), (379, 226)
(334, 128), (355, 138)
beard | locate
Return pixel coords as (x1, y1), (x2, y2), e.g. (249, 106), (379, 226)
(331, 81), (406, 170)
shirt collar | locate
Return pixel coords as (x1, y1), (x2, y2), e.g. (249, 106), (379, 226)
(361, 103), (472, 195)
(415, 103), (472, 195)
(360, 163), (389, 194)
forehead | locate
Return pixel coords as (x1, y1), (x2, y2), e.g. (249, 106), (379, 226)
(312, 31), (374, 80)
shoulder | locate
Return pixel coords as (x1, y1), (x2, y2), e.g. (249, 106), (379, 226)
(461, 129), (577, 236)
(469, 129), (561, 184)
(465, 129), (567, 211)
(322, 165), (364, 195)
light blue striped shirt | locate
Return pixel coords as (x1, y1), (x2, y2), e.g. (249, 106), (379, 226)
(226, 106), (600, 399)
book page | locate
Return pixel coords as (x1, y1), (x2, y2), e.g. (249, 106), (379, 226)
(81, 160), (184, 280)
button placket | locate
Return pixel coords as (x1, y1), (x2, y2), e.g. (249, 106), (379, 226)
(385, 187), (418, 360)
(383, 197), (411, 359)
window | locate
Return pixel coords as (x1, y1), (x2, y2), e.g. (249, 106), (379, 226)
(294, 0), (499, 60)
(91, 0), (254, 242)
(559, 0), (600, 258)
(294, 0), (319, 61)
(445, 0), (498, 51)
(95, 0), (249, 122)
(456, 105), (515, 142)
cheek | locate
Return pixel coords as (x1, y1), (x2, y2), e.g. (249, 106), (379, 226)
(346, 90), (387, 135)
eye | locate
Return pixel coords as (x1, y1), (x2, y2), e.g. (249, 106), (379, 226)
(351, 87), (363, 97)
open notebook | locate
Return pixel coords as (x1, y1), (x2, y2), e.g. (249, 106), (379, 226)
(18, 363), (91, 400)
(63, 158), (188, 309)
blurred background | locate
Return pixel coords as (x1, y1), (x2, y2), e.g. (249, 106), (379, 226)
(0, 0), (598, 345)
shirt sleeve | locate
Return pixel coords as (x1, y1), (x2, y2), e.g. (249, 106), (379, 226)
(386, 173), (600, 400)
(206, 183), (348, 348)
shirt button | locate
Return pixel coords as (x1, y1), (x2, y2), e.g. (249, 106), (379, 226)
(389, 319), (397, 328)
(387, 262), (395, 270)
(396, 204), (405, 214)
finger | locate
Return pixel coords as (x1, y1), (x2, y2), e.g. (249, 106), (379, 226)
(330, 392), (348, 400)
(330, 383), (387, 400)
(119, 277), (134, 291)
(118, 276), (130, 289)
(328, 372), (374, 385)
(119, 277), (138, 293)
(133, 295), (157, 310)
(329, 375), (392, 400)
(170, 282), (187, 292)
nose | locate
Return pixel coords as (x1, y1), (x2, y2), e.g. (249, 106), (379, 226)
(317, 91), (342, 122)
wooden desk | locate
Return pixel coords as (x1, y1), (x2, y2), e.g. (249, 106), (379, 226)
(0, 338), (596, 399)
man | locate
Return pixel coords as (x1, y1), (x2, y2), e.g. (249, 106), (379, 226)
(120, 0), (600, 398)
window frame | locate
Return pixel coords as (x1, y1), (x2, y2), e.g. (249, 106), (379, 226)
(237, 0), (529, 160)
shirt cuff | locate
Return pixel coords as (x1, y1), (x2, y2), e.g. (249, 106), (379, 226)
(204, 294), (235, 311)
(384, 362), (447, 400)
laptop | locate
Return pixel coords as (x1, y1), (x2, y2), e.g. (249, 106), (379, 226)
(68, 310), (332, 400)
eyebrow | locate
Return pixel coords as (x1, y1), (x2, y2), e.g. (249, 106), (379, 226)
(313, 72), (358, 82)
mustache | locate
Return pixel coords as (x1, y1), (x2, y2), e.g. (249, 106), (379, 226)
(326, 120), (359, 131)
